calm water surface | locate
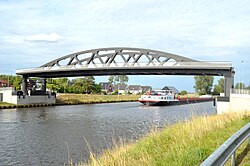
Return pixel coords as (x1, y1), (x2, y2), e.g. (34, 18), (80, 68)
(0, 102), (216, 165)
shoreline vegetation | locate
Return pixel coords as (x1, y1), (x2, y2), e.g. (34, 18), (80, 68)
(0, 94), (140, 109)
(56, 94), (140, 104)
(0, 93), (200, 109)
(80, 112), (250, 166)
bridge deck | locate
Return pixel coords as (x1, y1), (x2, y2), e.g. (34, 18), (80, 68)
(16, 62), (233, 78)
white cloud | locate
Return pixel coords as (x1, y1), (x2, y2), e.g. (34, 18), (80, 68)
(1, 0), (250, 87)
(24, 33), (63, 42)
(2, 35), (23, 44)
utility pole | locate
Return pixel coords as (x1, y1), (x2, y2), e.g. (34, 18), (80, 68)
(241, 60), (243, 94)
(8, 75), (9, 87)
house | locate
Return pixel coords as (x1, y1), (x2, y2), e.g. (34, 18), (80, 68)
(162, 86), (180, 94)
(0, 79), (9, 87)
(141, 86), (152, 93)
(127, 85), (142, 94)
(100, 82), (114, 94)
(114, 83), (127, 94)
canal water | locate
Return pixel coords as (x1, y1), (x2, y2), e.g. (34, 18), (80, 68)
(0, 102), (216, 165)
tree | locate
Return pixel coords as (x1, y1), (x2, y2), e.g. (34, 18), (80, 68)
(108, 75), (129, 86)
(194, 76), (214, 95)
(180, 90), (188, 95)
(108, 75), (129, 95)
(235, 82), (245, 89)
(213, 78), (224, 95)
(47, 78), (69, 93)
(12, 76), (22, 90)
(0, 74), (22, 90)
(82, 76), (96, 94)
(69, 76), (98, 94)
(108, 76), (114, 83)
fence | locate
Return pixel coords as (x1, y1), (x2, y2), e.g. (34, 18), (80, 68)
(231, 89), (250, 95)
(201, 123), (250, 166)
(0, 87), (13, 91)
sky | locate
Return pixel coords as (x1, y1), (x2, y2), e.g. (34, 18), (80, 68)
(0, 0), (250, 92)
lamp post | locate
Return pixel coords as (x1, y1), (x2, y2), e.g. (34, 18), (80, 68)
(8, 75), (9, 87)
(241, 60), (243, 94)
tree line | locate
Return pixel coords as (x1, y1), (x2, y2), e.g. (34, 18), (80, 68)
(194, 76), (250, 95)
(0, 75), (129, 94)
(1, 74), (250, 95)
(0, 75), (22, 90)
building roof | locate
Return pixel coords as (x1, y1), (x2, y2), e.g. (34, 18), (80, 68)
(114, 83), (127, 90)
(0, 79), (9, 87)
(99, 82), (113, 90)
(0, 79), (8, 83)
(162, 86), (180, 94)
(141, 86), (152, 92)
(128, 85), (141, 90)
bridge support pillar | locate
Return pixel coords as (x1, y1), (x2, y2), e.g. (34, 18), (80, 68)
(21, 76), (28, 95)
(224, 71), (234, 99)
(41, 79), (47, 94)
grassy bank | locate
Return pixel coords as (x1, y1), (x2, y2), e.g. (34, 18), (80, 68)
(0, 94), (140, 109)
(56, 94), (140, 104)
(0, 102), (15, 107)
(82, 112), (250, 166)
(0, 102), (15, 106)
(179, 93), (200, 98)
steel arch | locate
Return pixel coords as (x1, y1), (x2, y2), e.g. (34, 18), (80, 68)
(41, 47), (197, 68)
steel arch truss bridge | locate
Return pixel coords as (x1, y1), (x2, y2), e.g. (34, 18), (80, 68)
(16, 47), (235, 97)
(17, 47), (233, 78)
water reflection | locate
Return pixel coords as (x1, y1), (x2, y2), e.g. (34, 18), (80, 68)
(0, 102), (216, 165)
(0, 109), (18, 123)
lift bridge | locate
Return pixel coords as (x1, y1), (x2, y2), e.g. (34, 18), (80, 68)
(16, 47), (234, 98)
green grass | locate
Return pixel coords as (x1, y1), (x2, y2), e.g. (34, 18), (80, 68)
(0, 102), (15, 106)
(81, 112), (250, 166)
(179, 93), (200, 98)
(56, 94), (140, 104)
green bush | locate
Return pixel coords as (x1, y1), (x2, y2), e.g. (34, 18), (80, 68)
(180, 90), (188, 95)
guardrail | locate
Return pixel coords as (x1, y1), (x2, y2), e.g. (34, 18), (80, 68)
(201, 122), (250, 166)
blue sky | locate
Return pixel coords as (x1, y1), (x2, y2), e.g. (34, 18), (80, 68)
(0, 0), (250, 92)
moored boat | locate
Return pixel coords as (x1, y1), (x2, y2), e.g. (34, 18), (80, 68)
(138, 90), (213, 106)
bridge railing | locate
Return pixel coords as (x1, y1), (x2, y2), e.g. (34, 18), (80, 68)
(201, 122), (250, 166)
(16, 61), (232, 74)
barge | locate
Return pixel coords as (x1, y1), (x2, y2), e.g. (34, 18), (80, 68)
(138, 90), (213, 106)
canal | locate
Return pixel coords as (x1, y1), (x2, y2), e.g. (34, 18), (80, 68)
(0, 102), (216, 165)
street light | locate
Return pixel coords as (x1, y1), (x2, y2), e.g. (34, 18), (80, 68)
(241, 60), (243, 94)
